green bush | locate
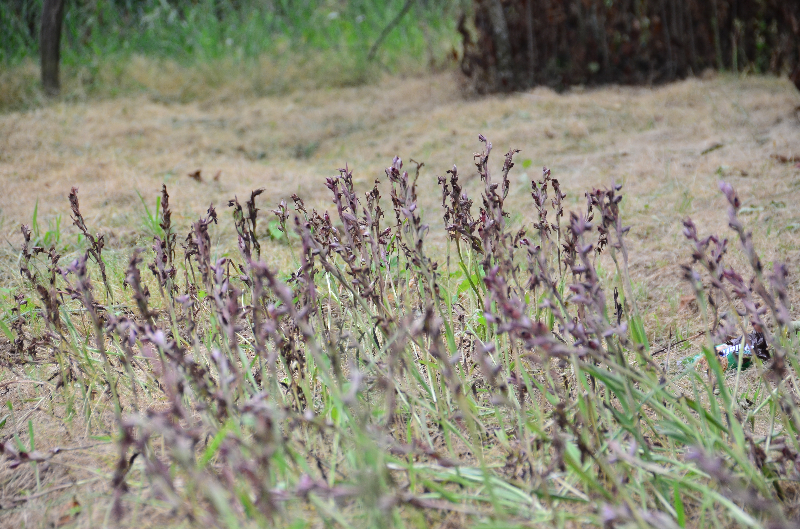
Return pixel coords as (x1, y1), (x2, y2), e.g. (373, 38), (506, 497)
(0, 0), (466, 109)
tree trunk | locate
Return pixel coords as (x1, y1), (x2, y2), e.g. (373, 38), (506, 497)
(40, 0), (66, 96)
(486, 0), (514, 91)
(525, 0), (535, 87)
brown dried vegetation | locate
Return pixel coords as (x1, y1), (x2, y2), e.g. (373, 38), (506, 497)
(0, 74), (799, 528)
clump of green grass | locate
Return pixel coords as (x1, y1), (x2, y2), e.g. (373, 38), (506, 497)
(0, 0), (465, 111)
(3, 137), (800, 528)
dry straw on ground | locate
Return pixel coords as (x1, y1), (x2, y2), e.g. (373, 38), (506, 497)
(0, 71), (799, 527)
(1, 70), (798, 327)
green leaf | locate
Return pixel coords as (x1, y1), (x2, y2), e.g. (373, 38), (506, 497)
(630, 315), (649, 350)
(682, 397), (727, 433)
(420, 478), (460, 503)
(0, 319), (13, 341)
(674, 483), (685, 528)
(707, 489), (760, 527)
(199, 419), (234, 469)
(443, 319), (457, 354)
(32, 199), (40, 238)
(654, 421), (695, 446)
(237, 485), (258, 519)
(267, 219), (285, 240)
(458, 262), (483, 305)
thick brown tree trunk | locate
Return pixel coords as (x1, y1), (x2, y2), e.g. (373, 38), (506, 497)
(40, 0), (66, 96)
(486, 0), (514, 91)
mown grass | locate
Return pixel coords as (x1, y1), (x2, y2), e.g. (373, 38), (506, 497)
(2, 134), (799, 528)
(0, 0), (465, 111)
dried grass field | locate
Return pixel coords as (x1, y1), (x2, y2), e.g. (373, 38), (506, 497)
(1, 72), (800, 528)
(2, 71), (799, 333)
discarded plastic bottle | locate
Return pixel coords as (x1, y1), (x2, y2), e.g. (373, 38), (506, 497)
(682, 332), (769, 371)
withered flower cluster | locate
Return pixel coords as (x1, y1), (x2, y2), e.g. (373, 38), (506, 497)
(6, 138), (798, 528)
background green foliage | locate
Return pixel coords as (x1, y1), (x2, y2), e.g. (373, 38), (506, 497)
(0, 0), (465, 106)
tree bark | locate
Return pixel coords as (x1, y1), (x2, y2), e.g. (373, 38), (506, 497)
(40, 0), (66, 96)
(525, 0), (535, 87)
(486, 0), (513, 91)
